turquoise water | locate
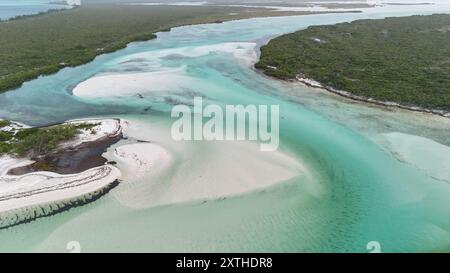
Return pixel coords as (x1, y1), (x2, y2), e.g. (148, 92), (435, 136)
(0, 0), (70, 20)
(1, 7), (450, 252)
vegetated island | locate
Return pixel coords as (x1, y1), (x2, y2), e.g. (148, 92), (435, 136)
(0, 119), (122, 229)
(0, 4), (360, 94)
(256, 14), (450, 116)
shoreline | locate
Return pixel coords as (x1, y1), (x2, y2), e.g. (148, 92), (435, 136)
(293, 75), (450, 119)
(0, 6), (362, 95)
(0, 167), (120, 230)
(8, 131), (122, 175)
(102, 117), (310, 209)
(254, 13), (450, 120)
(0, 118), (123, 229)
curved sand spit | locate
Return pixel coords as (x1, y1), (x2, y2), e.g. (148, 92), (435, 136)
(0, 163), (120, 229)
(0, 119), (122, 229)
(108, 117), (312, 209)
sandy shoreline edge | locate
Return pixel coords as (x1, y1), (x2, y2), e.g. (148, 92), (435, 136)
(294, 75), (450, 118)
(0, 119), (122, 229)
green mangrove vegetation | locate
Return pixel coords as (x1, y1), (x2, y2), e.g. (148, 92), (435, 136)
(0, 120), (12, 129)
(0, 121), (97, 157)
(256, 14), (450, 111)
(0, 4), (317, 93)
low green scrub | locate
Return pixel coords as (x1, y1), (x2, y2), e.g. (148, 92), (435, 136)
(0, 4), (285, 93)
(0, 122), (97, 157)
(257, 14), (450, 111)
(0, 131), (13, 142)
(0, 120), (11, 128)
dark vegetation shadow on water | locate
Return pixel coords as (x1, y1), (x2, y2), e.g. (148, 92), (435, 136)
(8, 133), (122, 175)
(0, 121), (122, 175)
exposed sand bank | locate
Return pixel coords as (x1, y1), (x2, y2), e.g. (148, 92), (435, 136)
(111, 142), (173, 181)
(61, 118), (122, 149)
(0, 119), (123, 228)
(71, 42), (258, 99)
(0, 162), (120, 229)
(106, 117), (315, 209)
(72, 69), (193, 99)
(295, 75), (450, 118)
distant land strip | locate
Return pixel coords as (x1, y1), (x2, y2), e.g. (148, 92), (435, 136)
(256, 14), (450, 114)
(0, 4), (360, 93)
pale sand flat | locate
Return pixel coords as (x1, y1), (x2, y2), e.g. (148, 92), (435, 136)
(72, 42), (257, 99)
(108, 117), (318, 209)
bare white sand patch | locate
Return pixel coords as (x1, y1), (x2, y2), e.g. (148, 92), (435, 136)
(107, 117), (316, 209)
(159, 141), (311, 204)
(61, 118), (122, 149)
(72, 43), (257, 100)
(116, 42), (257, 66)
(105, 142), (173, 209)
(72, 69), (192, 99)
(0, 165), (120, 213)
(111, 143), (172, 181)
(0, 159), (120, 228)
(380, 132), (450, 183)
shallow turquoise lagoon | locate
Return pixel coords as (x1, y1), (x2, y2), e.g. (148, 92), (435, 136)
(0, 7), (450, 252)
